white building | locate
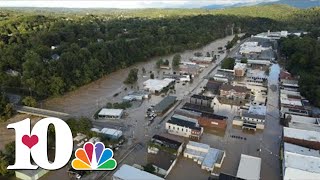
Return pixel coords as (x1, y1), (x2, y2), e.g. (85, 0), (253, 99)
(239, 41), (271, 54)
(237, 106), (266, 130)
(236, 154), (261, 180)
(166, 118), (203, 140)
(113, 164), (164, 180)
(143, 78), (175, 93)
(283, 151), (320, 180)
(183, 141), (225, 173)
(98, 108), (124, 119)
(91, 127), (123, 140)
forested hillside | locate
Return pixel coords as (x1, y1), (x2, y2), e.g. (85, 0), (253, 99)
(279, 32), (320, 107)
(0, 5), (319, 100)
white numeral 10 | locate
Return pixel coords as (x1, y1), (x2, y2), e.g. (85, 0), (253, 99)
(7, 118), (73, 170)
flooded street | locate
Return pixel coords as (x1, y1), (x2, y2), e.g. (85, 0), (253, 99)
(43, 35), (235, 118)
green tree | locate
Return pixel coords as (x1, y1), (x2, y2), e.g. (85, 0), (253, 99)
(240, 58), (248, 63)
(142, 67), (146, 74)
(206, 52), (211, 57)
(22, 96), (37, 107)
(172, 54), (181, 68)
(156, 59), (164, 69)
(143, 163), (155, 173)
(150, 73), (155, 79)
(124, 68), (139, 84)
(221, 58), (235, 70)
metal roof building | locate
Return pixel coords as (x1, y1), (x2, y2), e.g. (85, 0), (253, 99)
(98, 108), (124, 119)
(236, 154), (261, 180)
(113, 164), (164, 180)
(153, 96), (177, 114)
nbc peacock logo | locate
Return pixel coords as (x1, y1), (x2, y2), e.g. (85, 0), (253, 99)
(71, 142), (117, 170)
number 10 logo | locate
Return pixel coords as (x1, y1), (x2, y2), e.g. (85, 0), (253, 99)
(7, 118), (73, 170)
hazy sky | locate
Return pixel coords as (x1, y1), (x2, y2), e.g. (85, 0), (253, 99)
(0, 0), (278, 8)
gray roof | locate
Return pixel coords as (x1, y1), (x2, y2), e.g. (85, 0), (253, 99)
(242, 110), (265, 120)
(16, 168), (48, 177)
(147, 150), (176, 171)
(153, 96), (177, 113)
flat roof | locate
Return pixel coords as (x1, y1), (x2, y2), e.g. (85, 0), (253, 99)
(248, 105), (267, 115)
(236, 154), (261, 180)
(242, 110), (266, 120)
(202, 148), (224, 168)
(167, 118), (202, 131)
(289, 114), (319, 125)
(172, 114), (198, 124)
(147, 150), (176, 171)
(15, 168), (47, 177)
(182, 102), (214, 114)
(113, 164), (164, 180)
(98, 108), (123, 116)
(153, 96), (177, 113)
(284, 143), (320, 158)
(100, 128), (122, 137)
(187, 141), (210, 150)
(283, 127), (320, 142)
(151, 134), (182, 150)
(285, 151), (320, 174)
(191, 94), (214, 101)
(284, 167), (320, 180)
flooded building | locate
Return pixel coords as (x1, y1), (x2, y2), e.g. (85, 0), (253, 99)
(113, 164), (164, 180)
(190, 57), (214, 64)
(189, 94), (214, 107)
(234, 63), (247, 77)
(143, 78), (175, 93)
(166, 117), (203, 140)
(283, 127), (320, 150)
(147, 135), (183, 178)
(236, 154), (261, 180)
(219, 84), (250, 100)
(97, 108), (124, 119)
(184, 141), (225, 173)
(153, 96), (177, 115)
(205, 80), (223, 95)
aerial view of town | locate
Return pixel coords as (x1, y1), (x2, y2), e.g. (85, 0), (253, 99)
(0, 0), (320, 180)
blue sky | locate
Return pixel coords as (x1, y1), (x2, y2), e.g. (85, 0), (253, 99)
(0, 0), (278, 8)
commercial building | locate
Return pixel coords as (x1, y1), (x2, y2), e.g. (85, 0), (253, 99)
(148, 135), (183, 156)
(184, 141), (225, 173)
(236, 154), (261, 180)
(175, 109), (227, 130)
(190, 57), (214, 64)
(220, 84), (250, 100)
(283, 151), (320, 180)
(234, 106), (267, 130)
(91, 127), (123, 140)
(233, 63), (246, 77)
(189, 94), (214, 107)
(280, 105), (310, 119)
(179, 64), (201, 76)
(15, 168), (49, 180)
(147, 135), (183, 177)
(205, 80), (223, 94)
(98, 108), (124, 119)
(113, 164), (164, 180)
(283, 127), (320, 150)
(143, 78), (175, 93)
(153, 96), (177, 114)
(123, 91), (150, 102)
(239, 41), (271, 54)
(166, 118), (203, 140)
(246, 69), (268, 85)
(182, 102), (214, 114)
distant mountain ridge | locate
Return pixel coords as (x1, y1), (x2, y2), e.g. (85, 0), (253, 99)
(202, 0), (320, 9)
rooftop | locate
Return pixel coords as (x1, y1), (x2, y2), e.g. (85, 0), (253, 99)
(284, 167), (320, 180)
(151, 134), (182, 151)
(15, 168), (48, 177)
(236, 154), (261, 180)
(284, 143), (320, 158)
(113, 164), (164, 180)
(182, 102), (214, 114)
(153, 96), (177, 113)
(167, 118), (202, 131)
(284, 151), (320, 174)
(234, 63), (247, 69)
(242, 110), (266, 120)
(248, 105), (267, 116)
(98, 108), (123, 116)
(147, 149), (176, 171)
(191, 94), (214, 101)
(283, 127), (320, 142)
(172, 114), (198, 124)
(220, 84), (249, 93)
(143, 78), (175, 92)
